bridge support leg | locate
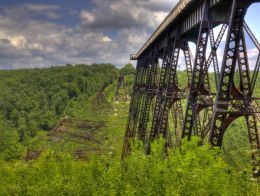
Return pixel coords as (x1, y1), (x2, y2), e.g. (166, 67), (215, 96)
(210, 3), (246, 146)
(157, 47), (180, 147)
(182, 0), (211, 139)
(138, 50), (158, 144)
(149, 43), (173, 140)
(209, 0), (260, 176)
(172, 100), (184, 147)
(122, 59), (148, 158)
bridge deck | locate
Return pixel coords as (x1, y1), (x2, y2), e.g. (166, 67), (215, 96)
(131, 0), (257, 60)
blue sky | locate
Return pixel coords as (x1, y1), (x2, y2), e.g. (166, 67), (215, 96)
(0, 0), (259, 69)
(246, 3), (260, 39)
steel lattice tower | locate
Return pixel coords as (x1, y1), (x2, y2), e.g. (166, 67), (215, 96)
(122, 0), (260, 176)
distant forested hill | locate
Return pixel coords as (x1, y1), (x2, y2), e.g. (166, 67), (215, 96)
(0, 64), (118, 132)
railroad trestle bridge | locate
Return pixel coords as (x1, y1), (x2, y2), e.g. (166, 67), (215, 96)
(122, 0), (260, 177)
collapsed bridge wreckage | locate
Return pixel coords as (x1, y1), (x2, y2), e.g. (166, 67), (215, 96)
(122, 0), (260, 177)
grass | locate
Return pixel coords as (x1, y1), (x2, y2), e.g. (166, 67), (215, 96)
(23, 80), (130, 161)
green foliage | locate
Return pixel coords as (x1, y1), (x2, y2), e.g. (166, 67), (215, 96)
(120, 63), (136, 76)
(0, 128), (24, 161)
(0, 64), (118, 132)
(0, 64), (119, 159)
(0, 138), (258, 195)
(0, 63), (259, 195)
(119, 64), (136, 95)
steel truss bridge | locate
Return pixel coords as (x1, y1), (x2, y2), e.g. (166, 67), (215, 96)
(122, 0), (260, 177)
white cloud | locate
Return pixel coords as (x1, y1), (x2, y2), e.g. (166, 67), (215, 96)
(0, 14), (119, 68)
(80, 11), (96, 24)
(80, 0), (177, 30)
(8, 35), (27, 48)
(1, 3), (61, 21)
(101, 36), (112, 42)
(28, 43), (44, 51)
(0, 1), (259, 70)
(0, 1), (178, 69)
(24, 4), (60, 12)
(247, 47), (259, 70)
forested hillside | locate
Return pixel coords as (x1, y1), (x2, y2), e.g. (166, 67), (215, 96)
(0, 64), (259, 195)
(0, 64), (118, 131)
(0, 64), (121, 160)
